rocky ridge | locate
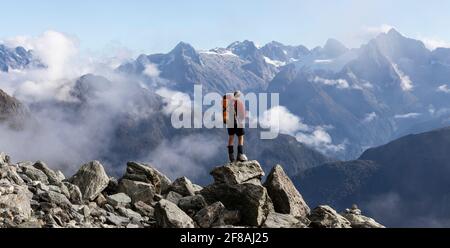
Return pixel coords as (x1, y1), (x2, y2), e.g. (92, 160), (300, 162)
(0, 152), (383, 228)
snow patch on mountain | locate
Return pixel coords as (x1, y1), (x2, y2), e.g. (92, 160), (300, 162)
(392, 63), (414, 91)
(394, 113), (421, 119)
(263, 56), (286, 67)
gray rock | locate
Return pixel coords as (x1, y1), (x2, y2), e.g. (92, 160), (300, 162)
(106, 193), (131, 208)
(211, 160), (264, 185)
(308, 205), (352, 228)
(192, 184), (203, 193)
(32, 161), (61, 186)
(263, 212), (307, 228)
(264, 165), (310, 218)
(118, 179), (155, 204)
(165, 191), (183, 205)
(69, 161), (109, 201)
(0, 152), (10, 166)
(106, 212), (129, 226)
(133, 201), (155, 217)
(124, 162), (171, 194)
(95, 194), (107, 207)
(0, 165), (24, 185)
(118, 207), (142, 220)
(21, 165), (49, 184)
(170, 177), (196, 197)
(193, 202), (225, 228)
(154, 199), (195, 228)
(17, 220), (44, 228)
(0, 185), (32, 219)
(178, 195), (207, 214)
(63, 182), (83, 205)
(221, 210), (241, 226)
(341, 207), (384, 228)
(40, 191), (72, 209)
(126, 223), (140, 228)
(201, 182), (273, 226)
(341, 212), (385, 228)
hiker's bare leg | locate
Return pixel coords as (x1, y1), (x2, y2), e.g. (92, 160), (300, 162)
(228, 135), (235, 146)
(238, 135), (244, 146)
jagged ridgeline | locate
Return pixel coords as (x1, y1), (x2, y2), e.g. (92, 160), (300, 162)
(0, 153), (383, 228)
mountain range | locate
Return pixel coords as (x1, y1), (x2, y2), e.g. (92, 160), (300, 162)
(1, 28), (450, 227)
(295, 127), (450, 227)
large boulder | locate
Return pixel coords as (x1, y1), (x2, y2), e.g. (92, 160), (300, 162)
(341, 206), (385, 228)
(123, 162), (171, 194)
(69, 161), (109, 201)
(106, 193), (132, 208)
(211, 161), (264, 185)
(40, 191), (72, 209)
(63, 182), (83, 205)
(32, 161), (62, 186)
(117, 179), (155, 204)
(154, 199), (195, 228)
(21, 165), (49, 184)
(263, 212), (308, 228)
(178, 195), (207, 215)
(264, 165), (310, 218)
(0, 152), (10, 166)
(0, 182), (33, 220)
(201, 182), (273, 226)
(308, 205), (352, 228)
(193, 202), (225, 228)
(0, 165), (24, 185)
(165, 191), (183, 205)
(170, 177), (196, 197)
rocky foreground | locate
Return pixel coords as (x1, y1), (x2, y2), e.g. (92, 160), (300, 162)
(0, 152), (384, 228)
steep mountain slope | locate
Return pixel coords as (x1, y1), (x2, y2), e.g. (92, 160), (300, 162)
(295, 126), (450, 227)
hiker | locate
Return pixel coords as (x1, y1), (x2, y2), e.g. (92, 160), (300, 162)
(223, 91), (248, 163)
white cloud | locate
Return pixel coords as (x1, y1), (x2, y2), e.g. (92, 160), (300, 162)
(363, 112), (378, 123)
(419, 36), (450, 51)
(394, 113), (421, 119)
(259, 106), (309, 135)
(260, 106), (345, 154)
(155, 87), (192, 115)
(364, 24), (396, 36)
(296, 127), (346, 153)
(5, 30), (79, 80)
(143, 63), (161, 77)
(437, 84), (450, 93)
(312, 76), (350, 89)
(392, 63), (413, 91)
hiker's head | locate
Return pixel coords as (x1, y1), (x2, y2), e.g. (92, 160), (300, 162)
(234, 90), (242, 99)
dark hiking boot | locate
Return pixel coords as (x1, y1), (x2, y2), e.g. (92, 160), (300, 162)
(228, 146), (235, 163)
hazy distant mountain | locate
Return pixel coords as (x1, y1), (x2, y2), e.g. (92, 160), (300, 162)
(259, 41), (309, 64)
(118, 41), (279, 94)
(0, 44), (42, 72)
(0, 89), (29, 129)
(295, 126), (450, 227)
(267, 29), (450, 159)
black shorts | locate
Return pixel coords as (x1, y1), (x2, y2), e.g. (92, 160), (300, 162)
(227, 125), (245, 136)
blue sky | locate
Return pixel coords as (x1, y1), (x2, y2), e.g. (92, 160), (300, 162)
(1, 0), (450, 54)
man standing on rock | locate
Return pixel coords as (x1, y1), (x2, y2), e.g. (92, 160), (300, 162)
(223, 91), (248, 163)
